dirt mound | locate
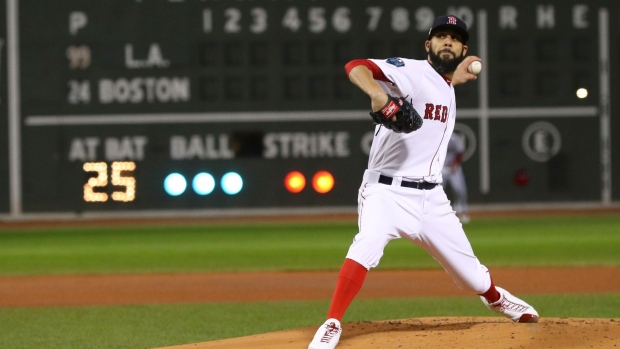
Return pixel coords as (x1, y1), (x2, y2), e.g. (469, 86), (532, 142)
(3, 267), (620, 307)
(157, 317), (619, 349)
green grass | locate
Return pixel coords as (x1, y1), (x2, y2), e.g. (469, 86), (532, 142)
(0, 222), (356, 275)
(1, 214), (619, 348)
(1, 215), (619, 275)
(381, 215), (620, 268)
(1, 294), (619, 349)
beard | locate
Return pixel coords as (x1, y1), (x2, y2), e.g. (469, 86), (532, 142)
(428, 44), (465, 75)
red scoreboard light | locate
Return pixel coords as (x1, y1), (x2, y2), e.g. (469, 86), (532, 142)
(312, 171), (334, 194)
(284, 171), (306, 193)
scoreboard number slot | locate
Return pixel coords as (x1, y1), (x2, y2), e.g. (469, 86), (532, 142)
(83, 161), (137, 203)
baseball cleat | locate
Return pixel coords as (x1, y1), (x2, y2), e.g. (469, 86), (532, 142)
(308, 318), (342, 349)
(480, 286), (539, 323)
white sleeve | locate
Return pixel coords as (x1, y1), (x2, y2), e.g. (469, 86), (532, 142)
(369, 58), (422, 99)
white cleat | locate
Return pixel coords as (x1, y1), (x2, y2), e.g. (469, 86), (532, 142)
(308, 318), (342, 349)
(480, 286), (539, 323)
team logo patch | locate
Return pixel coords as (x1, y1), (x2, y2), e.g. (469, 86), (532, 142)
(381, 100), (399, 118)
(386, 58), (404, 67)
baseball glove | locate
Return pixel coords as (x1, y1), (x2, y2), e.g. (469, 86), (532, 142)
(369, 95), (423, 133)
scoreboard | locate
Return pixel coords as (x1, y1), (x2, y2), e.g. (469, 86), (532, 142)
(1, 0), (8, 213)
(1, 0), (618, 216)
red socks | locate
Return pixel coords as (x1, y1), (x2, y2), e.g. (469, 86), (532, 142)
(326, 259), (500, 320)
(327, 258), (368, 321)
(479, 278), (501, 303)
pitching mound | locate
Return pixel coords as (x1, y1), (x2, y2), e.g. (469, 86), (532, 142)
(158, 317), (619, 349)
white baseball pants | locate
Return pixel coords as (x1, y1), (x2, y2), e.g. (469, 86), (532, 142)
(346, 170), (491, 294)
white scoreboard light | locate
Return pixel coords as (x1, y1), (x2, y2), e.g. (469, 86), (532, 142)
(1, 0), (617, 216)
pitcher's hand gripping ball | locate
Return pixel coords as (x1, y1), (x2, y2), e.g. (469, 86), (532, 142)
(468, 61), (482, 75)
(369, 95), (423, 133)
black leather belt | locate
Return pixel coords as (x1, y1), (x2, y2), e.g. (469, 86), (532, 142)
(378, 175), (438, 190)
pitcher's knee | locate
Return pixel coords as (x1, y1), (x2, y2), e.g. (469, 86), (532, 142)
(345, 247), (383, 270)
(345, 239), (388, 270)
(450, 271), (492, 294)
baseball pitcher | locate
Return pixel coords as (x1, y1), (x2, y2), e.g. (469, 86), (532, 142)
(309, 15), (538, 349)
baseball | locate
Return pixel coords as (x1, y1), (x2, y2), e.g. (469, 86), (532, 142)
(467, 61), (482, 75)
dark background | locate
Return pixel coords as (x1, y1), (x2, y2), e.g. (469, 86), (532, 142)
(0, 0), (9, 213)
(1, 0), (617, 214)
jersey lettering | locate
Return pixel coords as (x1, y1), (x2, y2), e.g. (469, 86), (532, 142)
(424, 103), (434, 119)
(423, 103), (448, 123)
(434, 105), (442, 121)
(441, 106), (448, 122)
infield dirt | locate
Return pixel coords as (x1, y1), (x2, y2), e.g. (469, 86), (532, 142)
(2, 209), (620, 348)
(159, 317), (619, 349)
(2, 267), (620, 349)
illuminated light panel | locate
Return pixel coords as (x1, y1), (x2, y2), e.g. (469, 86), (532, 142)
(576, 88), (588, 99)
(164, 173), (187, 196)
(193, 172), (216, 195)
(312, 171), (334, 194)
(221, 172), (243, 195)
(83, 162), (109, 202)
(111, 161), (136, 202)
(284, 171), (306, 193)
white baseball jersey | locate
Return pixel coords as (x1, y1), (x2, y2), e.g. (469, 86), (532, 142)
(368, 58), (456, 183)
(346, 56), (492, 296)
